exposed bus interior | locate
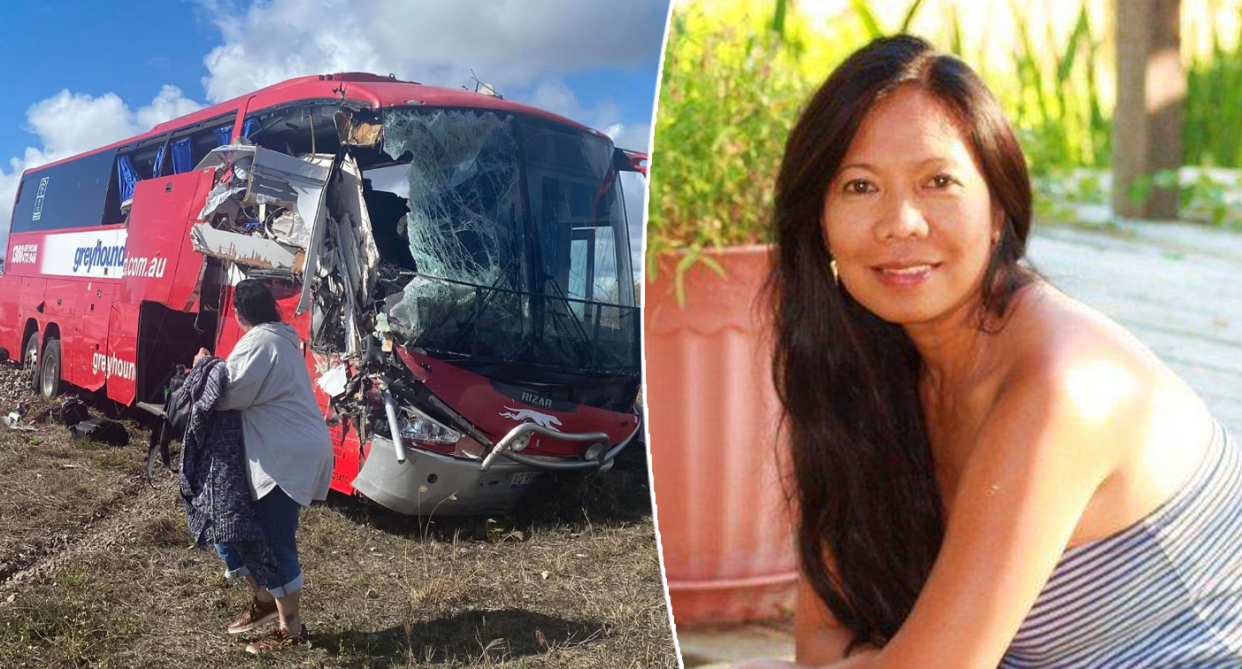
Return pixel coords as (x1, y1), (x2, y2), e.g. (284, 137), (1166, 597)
(112, 114), (238, 224)
(135, 300), (220, 405)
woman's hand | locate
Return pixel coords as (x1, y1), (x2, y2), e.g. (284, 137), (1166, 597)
(193, 348), (211, 367)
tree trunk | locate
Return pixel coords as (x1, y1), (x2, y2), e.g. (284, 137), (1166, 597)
(1113, 0), (1184, 220)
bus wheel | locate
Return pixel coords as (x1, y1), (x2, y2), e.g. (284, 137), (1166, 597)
(22, 336), (39, 393)
(38, 339), (62, 399)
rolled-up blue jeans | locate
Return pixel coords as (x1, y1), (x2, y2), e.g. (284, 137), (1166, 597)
(213, 485), (303, 598)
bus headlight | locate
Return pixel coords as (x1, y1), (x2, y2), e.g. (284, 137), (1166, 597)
(399, 406), (461, 446)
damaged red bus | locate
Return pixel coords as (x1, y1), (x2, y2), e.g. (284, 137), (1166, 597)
(0, 73), (647, 515)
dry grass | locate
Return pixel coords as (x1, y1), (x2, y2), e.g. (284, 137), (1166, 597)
(0, 389), (676, 668)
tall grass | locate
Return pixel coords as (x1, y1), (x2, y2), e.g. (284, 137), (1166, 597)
(1185, 6), (1242, 167)
(647, 0), (808, 280)
(1006, 3), (1110, 175)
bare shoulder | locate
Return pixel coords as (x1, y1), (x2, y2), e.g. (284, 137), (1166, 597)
(974, 285), (1167, 474)
(991, 282), (1214, 539)
(998, 283), (1167, 415)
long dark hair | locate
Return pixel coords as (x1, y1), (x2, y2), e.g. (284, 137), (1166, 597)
(771, 35), (1038, 652)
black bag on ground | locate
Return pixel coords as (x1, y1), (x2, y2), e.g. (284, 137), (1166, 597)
(70, 418), (129, 446)
(57, 397), (89, 427)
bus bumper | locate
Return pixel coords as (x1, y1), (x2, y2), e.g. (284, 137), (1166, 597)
(351, 436), (544, 516)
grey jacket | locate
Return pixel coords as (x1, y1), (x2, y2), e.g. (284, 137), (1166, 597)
(216, 322), (334, 506)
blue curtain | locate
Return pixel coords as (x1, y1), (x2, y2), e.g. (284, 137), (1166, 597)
(214, 126), (233, 146)
(171, 137), (193, 174)
(117, 154), (140, 203)
(242, 118), (260, 139)
(153, 142), (167, 178)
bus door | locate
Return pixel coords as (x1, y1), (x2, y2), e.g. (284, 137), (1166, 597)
(121, 171), (215, 307)
(106, 302), (139, 405)
(75, 283), (115, 391)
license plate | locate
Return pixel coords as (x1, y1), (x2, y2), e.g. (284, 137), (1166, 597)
(510, 472), (540, 488)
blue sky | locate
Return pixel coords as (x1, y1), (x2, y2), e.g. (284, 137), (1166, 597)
(0, 0), (670, 265)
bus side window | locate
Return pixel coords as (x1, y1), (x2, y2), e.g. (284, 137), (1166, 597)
(242, 105), (336, 155)
(164, 125), (229, 176)
(107, 141), (166, 223)
(198, 123), (235, 164)
(10, 149), (119, 233)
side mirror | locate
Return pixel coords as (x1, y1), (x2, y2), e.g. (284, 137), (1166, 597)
(613, 148), (649, 177)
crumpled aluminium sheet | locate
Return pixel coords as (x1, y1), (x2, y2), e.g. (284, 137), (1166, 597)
(199, 184), (247, 221)
(382, 109), (523, 342)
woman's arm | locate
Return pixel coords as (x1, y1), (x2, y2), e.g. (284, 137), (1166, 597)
(813, 352), (1139, 669)
(214, 335), (274, 412)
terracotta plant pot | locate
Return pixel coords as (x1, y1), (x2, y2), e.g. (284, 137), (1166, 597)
(645, 245), (797, 626)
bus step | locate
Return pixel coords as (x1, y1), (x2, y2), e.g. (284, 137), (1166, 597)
(135, 402), (167, 419)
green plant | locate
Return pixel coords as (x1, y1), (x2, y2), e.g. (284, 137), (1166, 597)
(1185, 6), (1242, 167)
(648, 1), (807, 281)
(1006, 2), (1108, 175)
(850, 0), (925, 38)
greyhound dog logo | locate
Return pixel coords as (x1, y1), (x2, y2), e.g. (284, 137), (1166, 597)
(499, 406), (562, 430)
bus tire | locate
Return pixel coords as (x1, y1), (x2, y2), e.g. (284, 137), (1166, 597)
(38, 339), (62, 399)
(22, 335), (39, 393)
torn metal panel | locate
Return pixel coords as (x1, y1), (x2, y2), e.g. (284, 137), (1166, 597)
(224, 262), (249, 286)
(334, 110), (384, 147)
(268, 211), (312, 248)
(326, 215), (362, 355)
(334, 214), (363, 302)
(199, 184), (247, 221)
(191, 223), (300, 270)
(244, 148), (331, 215)
(316, 364), (348, 397)
(295, 155), (338, 315)
(195, 144), (256, 172)
(335, 155), (381, 301)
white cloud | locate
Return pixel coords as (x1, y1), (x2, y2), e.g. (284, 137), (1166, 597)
(610, 122), (652, 153)
(136, 85), (205, 130)
(0, 87), (203, 249)
(196, 0), (668, 103)
(530, 79), (582, 120)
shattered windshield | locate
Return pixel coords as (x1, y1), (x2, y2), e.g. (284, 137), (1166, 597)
(381, 108), (527, 292)
(370, 108), (639, 377)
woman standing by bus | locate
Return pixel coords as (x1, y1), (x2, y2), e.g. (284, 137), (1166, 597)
(196, 279), (334, 655)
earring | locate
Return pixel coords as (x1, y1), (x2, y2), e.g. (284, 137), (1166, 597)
(830, 259), (840, 284)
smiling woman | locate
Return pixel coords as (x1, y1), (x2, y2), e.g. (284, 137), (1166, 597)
(732, 34), (1242, 669)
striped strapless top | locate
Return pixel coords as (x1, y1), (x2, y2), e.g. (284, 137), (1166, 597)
(1001, 420), (1242, 668)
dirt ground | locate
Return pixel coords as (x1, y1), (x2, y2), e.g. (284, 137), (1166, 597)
(0, 366), (677, 668)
